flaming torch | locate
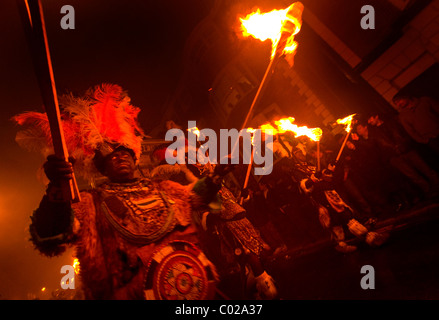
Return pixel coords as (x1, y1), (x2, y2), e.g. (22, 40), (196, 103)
(275, 117), (322, 170)
(274, 117), (322, 142)
(188, 126), (201, 139)
(238, 2), (304, 131)
(335, 114), (356, 162)
(73, 258), (80, 275)
(241, 117), (322, 197)
(257, 117), (322, 143)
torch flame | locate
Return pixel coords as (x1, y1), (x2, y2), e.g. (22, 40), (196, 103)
(255, 117), (322, 141)
(73, 258), (80, 274)
(188, 126), (201, 138)
(275, 117), (322, 141)
(336, 114), (356, 133)
(259, 123), (277, 136)
(245, 127), (257, 144)
(240, 2), (303, 59)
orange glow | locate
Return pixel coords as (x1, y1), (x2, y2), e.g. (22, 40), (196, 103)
(240, 2), (303, 59)
(336, 114), (356, 133)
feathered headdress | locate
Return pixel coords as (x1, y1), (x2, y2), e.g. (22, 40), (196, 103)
(12, 83), (145, 183)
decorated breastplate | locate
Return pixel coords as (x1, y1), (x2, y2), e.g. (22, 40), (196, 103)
(99, 180), (177, 244)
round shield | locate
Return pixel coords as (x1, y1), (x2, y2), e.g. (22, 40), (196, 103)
(144, 240), (217, 300)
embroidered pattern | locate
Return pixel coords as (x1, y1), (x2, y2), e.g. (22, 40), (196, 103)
(99, 180), (177, 244)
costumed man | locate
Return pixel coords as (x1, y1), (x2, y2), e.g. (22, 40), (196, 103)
(196, 182), (278, 300)
(393, 95), (439, 159)
(300, 165), (389, 253)
(365, 113), (439, 198)
(13, 84), (231, 300)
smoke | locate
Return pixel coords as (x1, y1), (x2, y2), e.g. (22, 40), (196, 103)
(0, 145), (74, 299)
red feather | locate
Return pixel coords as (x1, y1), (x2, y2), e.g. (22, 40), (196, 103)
(13, 84), (145, 182)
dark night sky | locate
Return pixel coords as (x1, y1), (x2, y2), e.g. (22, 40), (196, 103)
(0, 0), (213, 299)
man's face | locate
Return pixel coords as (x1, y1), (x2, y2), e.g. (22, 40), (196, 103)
(356, 124), (368, 138)
(393, 97), (412, 111)
(104, 149), (136, 182)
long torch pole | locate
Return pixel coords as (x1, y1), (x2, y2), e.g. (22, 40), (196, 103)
(233, 53), (275, 198)
(235, 32), (291, 200)
(17, 0), (80, 202)
(239, 32), (291, 132)
(240, 147), (255, 205)
(230, 48), (278, 161)
(240, 56), (277, 132)
(335, 131), (351, 163)
(317, 140), (321, 171)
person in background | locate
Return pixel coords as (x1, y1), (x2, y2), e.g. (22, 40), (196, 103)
(300, 166), (389, 253)
(366, 113), (439, 200)
(345, 121), (396, 218)
(393, 95), (439, 167)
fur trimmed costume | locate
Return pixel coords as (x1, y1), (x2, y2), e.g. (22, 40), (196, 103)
(31, 180), (217, 299)
(30, 177), (220, 299)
